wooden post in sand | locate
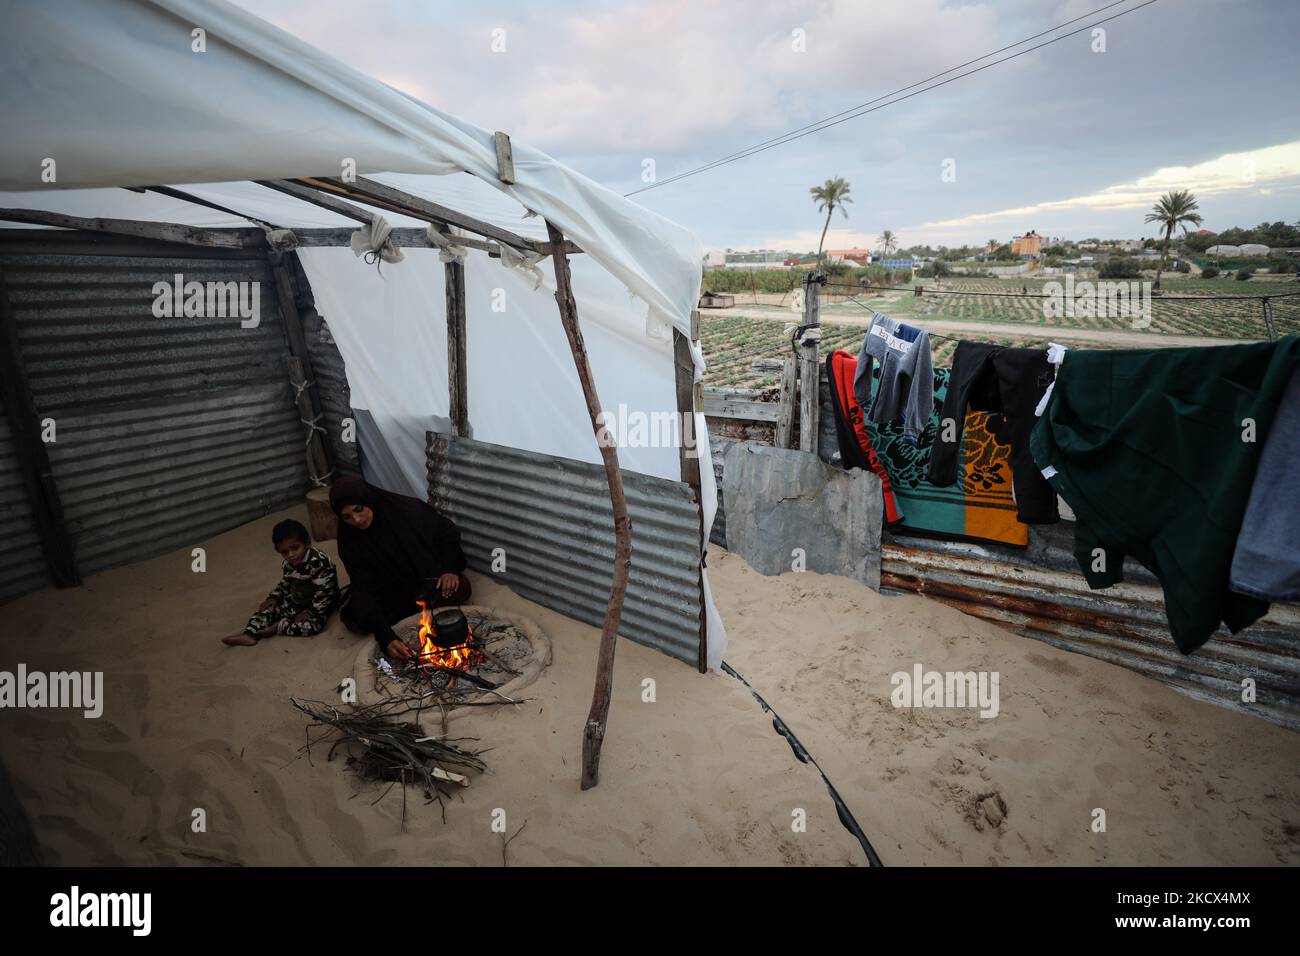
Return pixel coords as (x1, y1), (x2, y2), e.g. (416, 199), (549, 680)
(799, 272), (822, 452)
(545, 220), (632, 791)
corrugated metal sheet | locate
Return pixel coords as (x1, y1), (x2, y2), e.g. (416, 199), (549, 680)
(882, 532), (1300, 731)
(44, 384), (307, 574)
(0, 246), (309, 598)
(4, 254), (289, 411)
(0, 411), (50, 602)
(427, 432), (704, 666)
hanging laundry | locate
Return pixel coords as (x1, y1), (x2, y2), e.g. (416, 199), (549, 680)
(829, 349), (1029, 548)
(852, 312), (933, 446)
(1230, 365), (1300, 603)
(1034, 342), (1068, 417)
(927, 341), (1059, 525)
(826, 349), (903, 526)
(1030, 337), (1300, 654)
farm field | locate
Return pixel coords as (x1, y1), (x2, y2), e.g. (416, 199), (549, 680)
(699, 276), (1300, 387)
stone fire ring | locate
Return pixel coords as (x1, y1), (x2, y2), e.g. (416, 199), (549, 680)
(351, 605), (552, 721)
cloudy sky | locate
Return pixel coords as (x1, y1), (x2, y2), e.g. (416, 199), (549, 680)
(236, 0), (1300, 252)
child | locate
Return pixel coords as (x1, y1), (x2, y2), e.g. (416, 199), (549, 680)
(221, 519), (341, 646)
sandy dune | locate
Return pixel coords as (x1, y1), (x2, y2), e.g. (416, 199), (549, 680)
(1, 506), (1296, 865)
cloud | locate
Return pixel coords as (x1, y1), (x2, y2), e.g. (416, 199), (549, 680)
(913, 141), (1300, 233)
(235, 0), (1002, 155)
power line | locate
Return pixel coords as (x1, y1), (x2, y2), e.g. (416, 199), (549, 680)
(627, 0), (1159, 196)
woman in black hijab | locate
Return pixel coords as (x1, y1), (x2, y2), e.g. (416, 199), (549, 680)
(329, 475), (472, 659)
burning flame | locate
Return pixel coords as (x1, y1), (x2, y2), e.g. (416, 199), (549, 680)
(415, 600), (480, 672)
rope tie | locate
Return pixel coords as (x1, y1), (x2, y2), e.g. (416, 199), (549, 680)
(291, 378), (333, 486)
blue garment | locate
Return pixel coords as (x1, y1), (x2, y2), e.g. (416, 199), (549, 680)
(1230, 366), (1300, 602)
(853, 312), (933, 445)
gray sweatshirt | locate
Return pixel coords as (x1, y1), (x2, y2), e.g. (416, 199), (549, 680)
(852, 312), (934, 445)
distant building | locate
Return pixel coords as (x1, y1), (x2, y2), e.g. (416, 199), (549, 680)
(827, 248), (871, 266)
(702, 250), (726, 270)
(1011, 230), (1042, 257)
(722, 249), (790, 270)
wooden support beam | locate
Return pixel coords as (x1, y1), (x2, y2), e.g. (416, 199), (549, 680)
(445, 260), (468, 436)
(493, 132), (516, 185)
(703, 392), (781, 422)
(258, 179), (372, 224)
(291, 227), (502, 257)
(799, 273), (822, 452)
(303, 176), (560, 256)
(287, 356), (331, 484)
(0, 208), (265, 248)
(546, 220), (631, 791)
(269, 253), (333, 485)
(0, 263), (80, 587)
(674, 318), (708, 674)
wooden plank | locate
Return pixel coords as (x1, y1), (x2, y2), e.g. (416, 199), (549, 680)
(673, 329), (700, 489)
(703, 393), (781, 423)
(774, 356), (797, 448)
(445, 260), (468, 436)
(799, 273), (822, 452)
(0, 229), (268, 259)
(674, 323), (707, 674)
(0, 207), (264, 248)
(0, 262), (81, 587)
(287, 356), (330, 483)
(546, 219), (629, 791)
(306, 176), (555, 256)
(270, 254), (332, 483)
(291, 226), (501, 257)
(494, 132), (516, 185)
(258, 179), (372, 224)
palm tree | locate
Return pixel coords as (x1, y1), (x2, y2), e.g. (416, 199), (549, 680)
(1144, 189), (1203, 290)
(877, 229), (898, 259)
(810, 177), (853, 265)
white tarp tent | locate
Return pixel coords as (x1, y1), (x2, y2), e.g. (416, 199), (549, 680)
(0, 0), (726, 666)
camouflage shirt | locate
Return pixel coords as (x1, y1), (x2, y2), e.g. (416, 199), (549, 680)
(265, 547), (340, 617)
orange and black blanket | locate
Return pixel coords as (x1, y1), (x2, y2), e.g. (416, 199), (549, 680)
(826, 348), (1027, 547)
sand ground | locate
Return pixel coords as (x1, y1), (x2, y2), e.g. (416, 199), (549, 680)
(1, 506), (1297, 865)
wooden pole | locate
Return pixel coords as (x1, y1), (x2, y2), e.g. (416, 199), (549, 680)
(673, 313), (707, 672)
(799, 273), (822, 452)
(1262, 297), (1278, 342)
(269, 252), (333, 484)
(0, 263), (80, 587)
(775, 355), (797, 449)
(545, 220), (632, 790)
(0, 207), (264, 248)
(287, 357), (331, 484)
(445, 260), (468, 436)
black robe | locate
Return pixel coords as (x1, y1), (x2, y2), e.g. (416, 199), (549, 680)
(330, 477), (467, 636)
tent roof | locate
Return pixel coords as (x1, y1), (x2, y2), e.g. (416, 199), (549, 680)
(0, 0), (703, 342)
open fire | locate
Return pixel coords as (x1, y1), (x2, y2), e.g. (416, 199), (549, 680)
(414, 601), (482, 672)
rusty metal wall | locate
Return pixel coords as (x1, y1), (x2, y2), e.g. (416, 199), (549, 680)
(427, 432), (704, 666)
(710, 432), (1300, 729)
(0, 241), (313, 597)
(882, 529), (1300, 731)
